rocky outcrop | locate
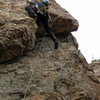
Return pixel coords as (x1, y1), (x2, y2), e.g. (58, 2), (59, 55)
(0, 0), (79, 63)
(37, 0), (79, 34)
(89, 62), (100, 82)
(0, 0), (78, 33)
(0, 0), (100, 100)
(0, 10), (37, 63)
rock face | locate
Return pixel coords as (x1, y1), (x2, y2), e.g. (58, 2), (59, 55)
(0, 0), (78, 63)
(0, 0), (37, 63)
(0, 0), (79, 33)
(0, 33), (100, 100)
(0, 0), (100, 100)
(89, 62), (100, 82)
(37, 0), (79, 34)
(0, 10), (37, 63)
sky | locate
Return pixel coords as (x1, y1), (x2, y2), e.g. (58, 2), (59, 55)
(56, 0), (100, 63)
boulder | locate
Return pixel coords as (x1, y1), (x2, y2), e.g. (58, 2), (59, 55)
(0, 10), (37, 63)
(0, 0), (79, 33)
(0, 0), (79, 63)
(37, 0), (79, 34)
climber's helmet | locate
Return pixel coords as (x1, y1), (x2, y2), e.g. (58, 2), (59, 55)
(43, 0), (50, 6)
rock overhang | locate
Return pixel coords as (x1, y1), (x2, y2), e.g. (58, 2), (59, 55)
(0, 0), (79, 63)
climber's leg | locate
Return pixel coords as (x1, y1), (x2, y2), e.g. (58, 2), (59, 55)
(42, 19), (58, 49)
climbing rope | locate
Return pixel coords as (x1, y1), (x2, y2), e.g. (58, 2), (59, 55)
(24, 16), (59, 99)
(24, 31), (46, 99)
(5, 0), (59, 98)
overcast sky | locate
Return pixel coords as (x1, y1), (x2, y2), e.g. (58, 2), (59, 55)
(56, 0), (100, 63)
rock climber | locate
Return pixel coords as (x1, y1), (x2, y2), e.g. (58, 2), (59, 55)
(25, 0), (58, 49)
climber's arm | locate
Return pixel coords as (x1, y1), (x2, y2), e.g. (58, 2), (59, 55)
(25, 6), (37, 18)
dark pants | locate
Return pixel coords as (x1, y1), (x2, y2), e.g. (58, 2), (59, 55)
(25, 6), (58, 49)
(36, 13), (57, 43)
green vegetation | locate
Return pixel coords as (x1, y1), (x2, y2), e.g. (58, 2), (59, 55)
(91, 59), (100, 63)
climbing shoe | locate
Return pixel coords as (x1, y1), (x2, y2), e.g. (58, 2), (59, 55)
(55, 42), (58, 49)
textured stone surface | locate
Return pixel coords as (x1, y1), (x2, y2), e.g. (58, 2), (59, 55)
(0, 0), (79, 34)
(89, 62), (100, 82)
(37, 0), (79, 34)
(0, 33), (100, 100)
(0, 0), (100, 100)
(0, 10), (37, 63)
(0, 0), (78, 63)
